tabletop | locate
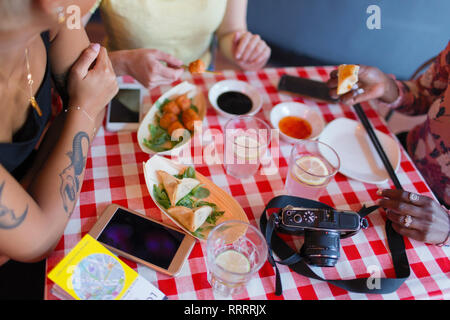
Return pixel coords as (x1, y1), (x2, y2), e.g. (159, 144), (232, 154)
(44, 66), (450, 300)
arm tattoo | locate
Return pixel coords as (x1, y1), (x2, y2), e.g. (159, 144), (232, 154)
(0, 182), (29, 230)
(59, 132), (90, 215)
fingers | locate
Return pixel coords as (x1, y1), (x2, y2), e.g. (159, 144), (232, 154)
(345, 83), (385, 105)
(71, 43), (101, 78)
(92, 46), (110, 71)
(327, 65), (386, 105)
(249, 42), (270, 64)
(235, 32), (253, 60)
(241, 34), (261, 62)
(386, 210), (421, 231)
(151, 50), (183, 68)
(379, 198), (423, 218)
(378, 189), (432, 207)
(155, 62), (184, 81)
(233, 31), (270, 70)
(327, 71), (338, 88)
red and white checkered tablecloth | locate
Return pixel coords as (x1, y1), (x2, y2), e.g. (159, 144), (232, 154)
(44, 66), (450, 300)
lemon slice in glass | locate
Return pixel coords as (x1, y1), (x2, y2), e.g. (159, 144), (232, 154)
(293, 155), (329, 186)
(215, 250), (251, 274)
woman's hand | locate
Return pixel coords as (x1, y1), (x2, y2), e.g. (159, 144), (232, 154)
(67, 43), (119, 118)
(326, 65), (399, 105)
(111, 49), (183, 89)
(232, 31), (271, 71)
(378, 189), (450, 244)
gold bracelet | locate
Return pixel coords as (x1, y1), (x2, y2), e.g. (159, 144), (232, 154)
(64, 106), (97, 133)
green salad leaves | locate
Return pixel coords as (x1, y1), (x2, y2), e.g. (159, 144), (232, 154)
(152, 167), (225, 238)
(142, 98), (200, 153)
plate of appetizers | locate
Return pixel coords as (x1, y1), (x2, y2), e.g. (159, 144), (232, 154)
(143, 155), (249, 240)
(138, 81), (207, 155)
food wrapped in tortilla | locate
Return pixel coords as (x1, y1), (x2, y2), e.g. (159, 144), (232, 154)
(156, 170), (199, 206)
(168, 206), (213, 232)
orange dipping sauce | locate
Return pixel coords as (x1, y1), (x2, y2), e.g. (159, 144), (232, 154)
(279, 116), (312, 139)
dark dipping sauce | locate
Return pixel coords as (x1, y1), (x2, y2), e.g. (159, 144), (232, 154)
(217, 91), (253, 115)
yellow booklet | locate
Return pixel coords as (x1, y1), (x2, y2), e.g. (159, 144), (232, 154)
(48, 234), (167, 300)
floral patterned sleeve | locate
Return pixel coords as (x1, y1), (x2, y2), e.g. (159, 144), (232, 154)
(383, 41), (450, 116)
(377, 41), (450, 207)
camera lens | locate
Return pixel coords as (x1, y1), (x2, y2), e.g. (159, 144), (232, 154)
(301, 230), (340, 267)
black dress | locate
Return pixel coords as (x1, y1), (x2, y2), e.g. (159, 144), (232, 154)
(0, 32), (52, 300)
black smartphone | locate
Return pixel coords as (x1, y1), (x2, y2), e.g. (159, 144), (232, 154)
(89, 204), (196, 276)
(278, 74), (337, 103)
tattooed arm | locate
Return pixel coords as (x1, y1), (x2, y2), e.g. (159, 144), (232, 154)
(0, 43), (117, 263)
(0, 128), (90, 262)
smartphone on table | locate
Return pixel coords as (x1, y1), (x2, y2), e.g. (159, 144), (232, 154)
(278, 74), (338, 103)
(106, 83), (143, 132)
(89, 204), (196, 277)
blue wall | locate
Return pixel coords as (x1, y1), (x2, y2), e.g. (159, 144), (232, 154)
(247, 0), (450, 79)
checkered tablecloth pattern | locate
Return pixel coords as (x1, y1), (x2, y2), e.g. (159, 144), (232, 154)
(44, 67), (450, 300)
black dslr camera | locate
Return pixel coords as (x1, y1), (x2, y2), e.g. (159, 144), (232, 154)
(275, 205), (369, 267)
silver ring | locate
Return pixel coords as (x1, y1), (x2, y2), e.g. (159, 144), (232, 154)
(401, 215), (413, 228)
(408, 192), (420, 203)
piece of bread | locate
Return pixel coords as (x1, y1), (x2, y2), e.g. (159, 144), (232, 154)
(168, 206), (212, 232)
(156, 170), (200, 206)
(337, 64), (360, 95)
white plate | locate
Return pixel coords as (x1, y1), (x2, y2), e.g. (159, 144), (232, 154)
(137, 81), (206, 156)
(208, 80), (263, 118)
(318, 118), (401, 184)
(143, 155), (249, 241)
(270, 102), (325, 143)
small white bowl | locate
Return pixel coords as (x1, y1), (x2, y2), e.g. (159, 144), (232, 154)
(208, 80), (263, 118)
(270, 102), (325, 144)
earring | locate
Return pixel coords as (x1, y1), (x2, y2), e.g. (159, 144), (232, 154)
(56, 6), (65, 24)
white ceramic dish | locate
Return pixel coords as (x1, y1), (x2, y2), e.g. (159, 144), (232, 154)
(143, 155), (249, 241)
(318, 118), (401, 184)
(270, 102), (325, 143)
(137, 81), (206, 156)
(208, 80), (263, 118)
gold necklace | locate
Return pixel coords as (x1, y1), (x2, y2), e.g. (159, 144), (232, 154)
(25, 48), (42, 117)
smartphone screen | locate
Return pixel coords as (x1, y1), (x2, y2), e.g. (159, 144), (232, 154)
(109, 89), (141, 123)
(97, 208), (185, 270)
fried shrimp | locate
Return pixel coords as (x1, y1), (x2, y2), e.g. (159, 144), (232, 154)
(168, 121), (186, 137)
(159, 112), (178, 129)
(182, 108), (200, 131)
(175, 94), (191, 111)
(163, 100), (181, 115)
(188, 59), (206, 74)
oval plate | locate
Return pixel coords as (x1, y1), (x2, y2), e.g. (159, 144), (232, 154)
(143, 155), (249, 240)
(319, 118), (401, 184)
(137, 81), (207, 156)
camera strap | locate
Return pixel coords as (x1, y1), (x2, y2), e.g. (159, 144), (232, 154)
(260, 195), (411, 295)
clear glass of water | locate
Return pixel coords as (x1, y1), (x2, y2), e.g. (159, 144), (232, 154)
(285, 140), (340, 200)
(206, 220), (268, 297)
(223, 116), (271, 179)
